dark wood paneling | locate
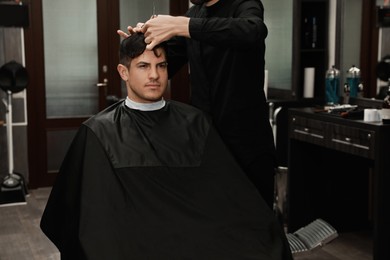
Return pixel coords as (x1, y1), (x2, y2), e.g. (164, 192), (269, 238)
(23, 0), (50, 188)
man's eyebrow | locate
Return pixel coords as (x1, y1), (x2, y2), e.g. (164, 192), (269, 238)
(135, 60), (167, 65)
(136, 61), (150, 65)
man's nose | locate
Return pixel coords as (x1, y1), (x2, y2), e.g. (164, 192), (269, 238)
(149, 66), (159, 79)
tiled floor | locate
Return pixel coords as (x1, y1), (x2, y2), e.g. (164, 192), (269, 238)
(0, 188), (59, 260)
(0, 188), (373, 260)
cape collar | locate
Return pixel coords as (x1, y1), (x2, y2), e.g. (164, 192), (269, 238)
(125, 97), (166, 111)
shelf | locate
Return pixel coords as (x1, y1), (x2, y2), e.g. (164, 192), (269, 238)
(294, 0), (329, 101)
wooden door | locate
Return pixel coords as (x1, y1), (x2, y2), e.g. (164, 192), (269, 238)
(24, 0), (121, 188)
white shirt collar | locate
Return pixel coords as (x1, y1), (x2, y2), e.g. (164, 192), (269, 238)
(125, 97), (166, 111)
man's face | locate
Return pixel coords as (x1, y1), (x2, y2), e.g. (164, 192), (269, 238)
(118, 48), (168, 103)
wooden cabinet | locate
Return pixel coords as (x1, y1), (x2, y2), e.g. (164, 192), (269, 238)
(290, 115), (376, 159)
(288, 107), (390, 260)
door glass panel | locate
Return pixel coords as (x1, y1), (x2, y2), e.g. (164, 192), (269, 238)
(42, 0), (98, 118)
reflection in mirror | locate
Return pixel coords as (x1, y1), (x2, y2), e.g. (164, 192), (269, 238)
(263, 0), (363, 102)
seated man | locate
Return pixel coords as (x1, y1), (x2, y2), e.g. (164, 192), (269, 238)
(40, 33), (292, 260)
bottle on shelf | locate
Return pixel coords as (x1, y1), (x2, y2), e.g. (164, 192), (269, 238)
(325, 65), (340, 105)
(343, 65), (364, 103)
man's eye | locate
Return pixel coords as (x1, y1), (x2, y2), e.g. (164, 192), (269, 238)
(138, 64), (148, 69)
(158, 63), (168, 69)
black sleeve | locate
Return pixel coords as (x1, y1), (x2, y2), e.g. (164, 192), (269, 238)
(167, 36), (188, 79)
(188, 0), (268, 47)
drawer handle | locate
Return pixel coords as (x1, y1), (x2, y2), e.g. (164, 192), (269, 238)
(293, 129), (324, 139)
(331, 138), (370, 150)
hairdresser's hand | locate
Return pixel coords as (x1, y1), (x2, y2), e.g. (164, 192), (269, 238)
(117, 23), (145, 38)
(141, 15), (190, 50)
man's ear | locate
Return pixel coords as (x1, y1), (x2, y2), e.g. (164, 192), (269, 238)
(117, 64), (129, 81)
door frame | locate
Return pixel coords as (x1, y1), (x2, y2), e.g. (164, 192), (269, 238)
(24, 0), (120, 188)
(24, 0), (51, 188)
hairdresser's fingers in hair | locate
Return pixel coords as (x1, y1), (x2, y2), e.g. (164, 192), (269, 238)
(136, 23), (145, 29)
(146, 43), (156, 51)
(144, 35), (152, 45)
(143, 33), (153, 49)
(145, 39), (159, 51)
(117, 24), (146, 39)
(117, 30), (129, 38)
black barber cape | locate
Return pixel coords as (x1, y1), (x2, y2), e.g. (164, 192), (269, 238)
(41, 100), (292, 260)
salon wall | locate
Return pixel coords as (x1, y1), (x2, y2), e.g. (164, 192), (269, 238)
(0, 27), (29, 183)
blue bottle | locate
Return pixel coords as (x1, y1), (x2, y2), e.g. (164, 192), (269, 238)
(344, 65), (363, 99)
(325, 65), (340, 105)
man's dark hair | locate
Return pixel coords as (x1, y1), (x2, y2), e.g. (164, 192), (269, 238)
(119, 33), (166, 67)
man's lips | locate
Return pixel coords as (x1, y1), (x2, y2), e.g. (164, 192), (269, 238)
(145, 83), (160, 88)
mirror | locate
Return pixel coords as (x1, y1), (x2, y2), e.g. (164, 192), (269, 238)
(338, 0), (363, 89)
(263, 0), (362, 100)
